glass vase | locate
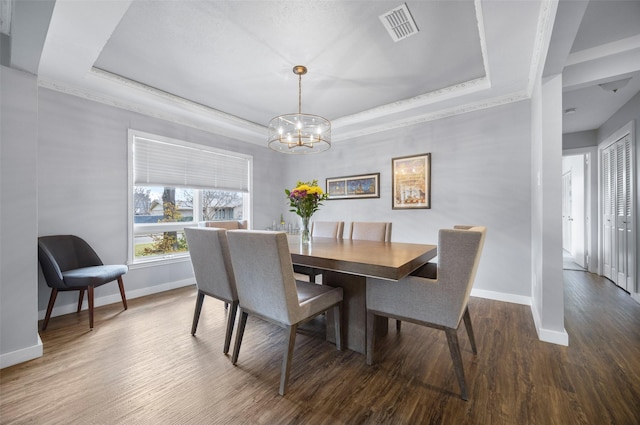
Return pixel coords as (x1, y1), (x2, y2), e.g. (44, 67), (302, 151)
(301, 216), (310, 244)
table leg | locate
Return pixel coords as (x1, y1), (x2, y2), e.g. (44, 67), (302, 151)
(323, 270), (388, 354)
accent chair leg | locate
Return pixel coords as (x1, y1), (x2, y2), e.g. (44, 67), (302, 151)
(191, 291), (205, 336)
(279, 324), (298, 396)
(88, 286), (95, 329)
(366, 310), (376, 365)
(445, 327), (468, 401)
(117, 276), (128, 310)
(77, 289), (85, 313)
(462, 306), (477, 355)
(232, 310), (248, 365)
(42, 289), (58, 331)
(396, 319), (402, 332)
(223, 300), (239, 355)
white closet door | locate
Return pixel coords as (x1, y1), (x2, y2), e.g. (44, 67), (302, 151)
(602, 131), (635, 292)
(616, 135), (634, 292)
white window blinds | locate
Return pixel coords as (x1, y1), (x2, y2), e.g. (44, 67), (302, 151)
(132, 134), (250, 192)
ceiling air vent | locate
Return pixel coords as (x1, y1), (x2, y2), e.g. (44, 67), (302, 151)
(379, 3), (419, 42)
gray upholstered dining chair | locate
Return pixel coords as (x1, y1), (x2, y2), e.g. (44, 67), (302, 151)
(37, 235), (128, 330)
(311, 221), (344, 238)
(293, 221), (344, 283)
(226, 230), (343, 396)
(349, 221), (392, 242)
(365, 225), (486, 400)
(184, 227), (239, 354)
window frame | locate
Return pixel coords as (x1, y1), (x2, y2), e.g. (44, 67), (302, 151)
(127, 129), (252, 266)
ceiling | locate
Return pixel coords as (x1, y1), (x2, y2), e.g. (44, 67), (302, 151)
(558, 0), (640, 134)
(9, 0), (640, 144)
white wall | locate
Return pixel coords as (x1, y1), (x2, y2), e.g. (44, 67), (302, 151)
(530, 74), (567, 345)
(285, 100), (534, 302)
(36, 87), (289, 316)
(0, 66), (42, 368)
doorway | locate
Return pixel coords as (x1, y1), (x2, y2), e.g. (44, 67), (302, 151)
(562, 154), (587, 271)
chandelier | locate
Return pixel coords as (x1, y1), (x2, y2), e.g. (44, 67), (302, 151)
(268, 65), (331, 154)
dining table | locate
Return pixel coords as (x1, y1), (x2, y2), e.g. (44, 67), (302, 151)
(287, 235), (437, 354)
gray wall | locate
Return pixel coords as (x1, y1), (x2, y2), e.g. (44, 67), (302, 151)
(1, 66), (42, 367)
(3, 74), (572, 366)
(284, 100), (533, 298)
(563, 130), (597, 149)
(37, 87), (288, 314)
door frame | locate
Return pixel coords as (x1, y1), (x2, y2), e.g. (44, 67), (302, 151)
(563, 147), (597, 273)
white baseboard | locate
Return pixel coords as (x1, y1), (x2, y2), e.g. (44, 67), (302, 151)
(472, 288), (569, 346)
(632, 292), (640, 305)
(1, 335), (43, 369)
(38, 278), (195, 320)
(471, 288), (532, 305)
(530, 302), (569, 346)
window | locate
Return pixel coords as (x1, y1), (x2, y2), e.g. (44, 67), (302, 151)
(128, 130), (251, 264)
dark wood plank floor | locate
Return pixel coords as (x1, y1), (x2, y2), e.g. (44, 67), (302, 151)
(1, 271), (639, 424)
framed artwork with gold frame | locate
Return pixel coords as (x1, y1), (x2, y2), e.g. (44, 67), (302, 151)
(392, 153), (431, 209)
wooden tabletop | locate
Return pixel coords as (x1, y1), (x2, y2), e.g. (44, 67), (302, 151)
(288, 235), (437, 281)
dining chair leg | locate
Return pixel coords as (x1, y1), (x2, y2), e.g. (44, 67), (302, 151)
(462, 307), (477, 355)
(232, 310), (248, 365)
(279, 324), (298, 396)
(445, 327), (468, 401)
(117, 276), (128, 310)
(77, 289), (85, 313)
(332, 304), (342, 351)
(191, 291), (205, 336)
(366, 310), (376, 365)
(223, 300), (239, 355)
(42, 289), (58, 331)
(88, 286), (95, 329)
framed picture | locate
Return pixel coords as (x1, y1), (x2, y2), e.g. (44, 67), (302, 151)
(326, 173), (380, 200)
(392, 153), (431, 209)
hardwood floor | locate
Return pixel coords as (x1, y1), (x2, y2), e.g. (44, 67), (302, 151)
(1, 271), (639, 424)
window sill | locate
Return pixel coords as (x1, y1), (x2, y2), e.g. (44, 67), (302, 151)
(128, 254), (191, 270)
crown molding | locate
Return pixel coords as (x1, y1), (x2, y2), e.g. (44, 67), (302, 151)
(334, 91), (530, 142)
(38, 69), (267, 146)
(527, 0), (557, 97)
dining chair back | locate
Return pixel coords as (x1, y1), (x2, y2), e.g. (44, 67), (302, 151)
(294, 221), (345, 282)
(365, 225), (486, 400)
(311, 221), (344, 239)
(184, 227), (239, 354)
(226, 230), (343, 395)
(349, 221), (392, 242)
(38, 235), (128, 330)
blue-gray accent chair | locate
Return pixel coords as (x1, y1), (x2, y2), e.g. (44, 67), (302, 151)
(365, 225), (486, 400)
(184, 227), (239, 354)
(226, 230), (343, 395)
(37, 235), (128, 330)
